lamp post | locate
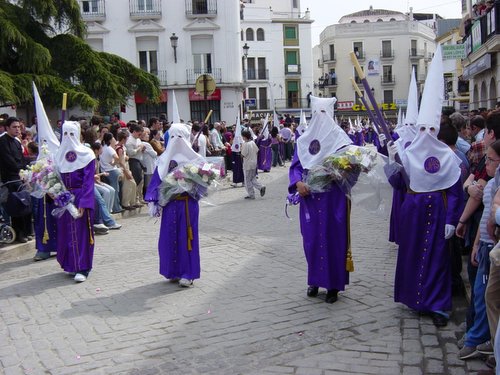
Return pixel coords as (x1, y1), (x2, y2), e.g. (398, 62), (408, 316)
(170, 33), (178, 63)
(242, 43), (250, 115)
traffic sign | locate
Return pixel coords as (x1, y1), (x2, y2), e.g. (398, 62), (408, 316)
(195, 74), (216, 97)
(244, 98), (256, 107)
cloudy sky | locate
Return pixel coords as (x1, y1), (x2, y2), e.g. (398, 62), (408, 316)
(300, 0), (464, 45)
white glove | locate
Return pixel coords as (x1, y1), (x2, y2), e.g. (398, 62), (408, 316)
(378, 133), (387, 146)
(387, 143), (398, 163)
(445, 224), (455, 239)
(148, 202), (161, 218)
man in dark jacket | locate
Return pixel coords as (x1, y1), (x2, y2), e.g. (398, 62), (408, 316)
(0, 117), (32, 243)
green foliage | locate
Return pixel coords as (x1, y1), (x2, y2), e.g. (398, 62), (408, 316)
(0, 0), (161, 113)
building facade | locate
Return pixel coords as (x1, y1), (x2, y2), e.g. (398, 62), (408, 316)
(240, 0), (314, 118)
(79, 0), (244, 123)
(461, 0), (499, 110)
(77, 0), (313, 123)
(315, 7), (437, 118)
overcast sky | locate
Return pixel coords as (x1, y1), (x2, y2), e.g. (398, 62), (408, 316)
(300, 0), (463, 45)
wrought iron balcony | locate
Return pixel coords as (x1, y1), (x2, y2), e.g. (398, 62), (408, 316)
(322, 53), (336, 63)
(243, 69), (269, 81)
(129, 0), (162, 19)
(186, 68), (222, 84)
(154, 70), (168, 86)
(380, 49), (394, 59)
(185, 0), (217, 18)
(381, 75), (396, 85)
(80, 0), (106, 21)
(409, 48), (425, 59)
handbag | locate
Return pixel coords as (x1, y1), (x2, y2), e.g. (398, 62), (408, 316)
(5, 189), (31, 217)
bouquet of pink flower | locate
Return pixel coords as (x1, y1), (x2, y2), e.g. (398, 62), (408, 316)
(20, 156), (79, 219)
(158, 162), (220, 206)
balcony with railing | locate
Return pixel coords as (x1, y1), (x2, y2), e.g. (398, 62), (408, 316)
(322, 53), (336, 63)
(285, 64), (301, 75)
(380, 49), (394, 59)
(80, 0), (106, 21)
(243, 69), (269, 81)
(381, 75), (396, 85)
(185, 0), (217, 18)
(129, 0), (162, 19)
(186, 68), (222, 84)
(409, 48), (425, 59)
(154, 70), (168, 86)
(318, 77), (337, 88)
(258, 99), (270, 110)
(463, 3), (500, 58)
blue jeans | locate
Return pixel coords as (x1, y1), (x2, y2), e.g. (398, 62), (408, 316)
(465, 240), (494, 347)
(94, 187), (116, 227)
(102, 169), (122, 213)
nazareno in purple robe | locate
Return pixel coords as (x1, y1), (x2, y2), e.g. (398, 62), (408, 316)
(56, 160), (95, 273)
(232, 152), (244, 183)
(387, 167), (462, 312)
(145, 169), (201, 280)
(33, 196), (58, 253)
(257, 136), (272, 172)
(289, 153), (351, 291)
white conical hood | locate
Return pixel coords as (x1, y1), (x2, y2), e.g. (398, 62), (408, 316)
(310, 95), (336, 120)
(295, 110), (307, 138)
(297, 111), (352, 169)
(231, 115), (243, 152)
(33, 82), (59, 159)
(416, 47), (444, 134)
(55, 121), (95, 173)
(172, 90), (180, 123)
(261, 114), (270, 138)
(395, 107), (403, 130)
(273, 111), (280, 129)
(157, 123), (206, 180)
(402, 46), (461, 192)
(405, 67), (419, 126)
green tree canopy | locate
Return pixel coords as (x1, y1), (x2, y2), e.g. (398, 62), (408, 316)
(0, 0), (161, 113)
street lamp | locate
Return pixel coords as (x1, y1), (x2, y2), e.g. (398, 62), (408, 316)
(243, 43), (250, 59)
(170, 33), (178, 63)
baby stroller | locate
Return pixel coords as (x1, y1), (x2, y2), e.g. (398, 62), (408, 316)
(0, 182), (17, 244)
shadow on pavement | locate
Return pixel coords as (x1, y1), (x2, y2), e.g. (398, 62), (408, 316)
(59, 280), (184, 318)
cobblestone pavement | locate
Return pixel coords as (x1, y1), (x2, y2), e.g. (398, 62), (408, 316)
(0, 166), (489, 374)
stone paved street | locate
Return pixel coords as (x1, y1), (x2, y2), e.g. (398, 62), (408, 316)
(0, 166), (490, 374)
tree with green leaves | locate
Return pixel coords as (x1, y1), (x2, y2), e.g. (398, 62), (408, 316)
(0, 0), (161, 113)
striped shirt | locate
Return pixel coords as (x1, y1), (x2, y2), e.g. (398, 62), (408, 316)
(479, 179), (495, 244)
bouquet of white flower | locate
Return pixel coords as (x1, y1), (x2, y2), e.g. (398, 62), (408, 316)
(20, 157), (79, 219)
(158, 162), (219, 206)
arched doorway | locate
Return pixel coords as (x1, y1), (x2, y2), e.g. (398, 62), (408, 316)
(490, 77), (497, 109)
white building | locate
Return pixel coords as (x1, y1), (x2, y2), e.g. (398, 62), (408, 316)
(77, 0), (313, 124)
(240, 0), (314, 118)
(79, 0), (244, 123)
(316, 6), (437, 118)
(461, 1), (499, 110)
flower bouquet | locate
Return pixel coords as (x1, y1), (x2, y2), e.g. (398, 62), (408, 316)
(303, 145), (377, 197)
(20, 157), (80, 219)
(158, 162), (220, 207)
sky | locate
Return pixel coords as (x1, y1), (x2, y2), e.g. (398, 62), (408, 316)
(300, 0), (463, 45)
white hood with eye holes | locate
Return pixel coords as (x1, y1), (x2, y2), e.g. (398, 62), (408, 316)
(55, 121), (95, 173)
(156, 123), (206, 180)
(401, 46), (461, 192)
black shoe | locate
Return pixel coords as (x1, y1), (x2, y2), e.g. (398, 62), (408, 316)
(325, 289), (338, 304)
(307, 286), (319, 297)
(111, 209), (125, 214)
(16, 236), (28, 243)
(431, 312), (448, 327)
(260, 186), (266, 197)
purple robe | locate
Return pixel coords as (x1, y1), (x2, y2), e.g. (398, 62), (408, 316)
(56, 161), (95, 273)
(146, 170), (200, 280)
(289, 154), (350, 291)
(33, 197), (57, 253)
(388, 170), (463, 312)
(232, 152), (244, 183)
(388, 188), (406, 244)
(257, 136), (272, 172)
(354, 131), (364, 146)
